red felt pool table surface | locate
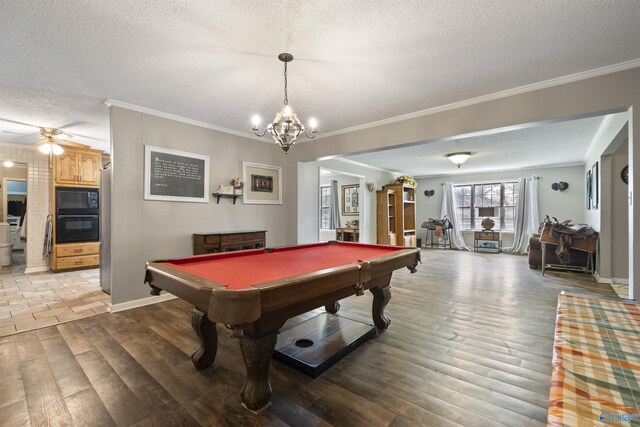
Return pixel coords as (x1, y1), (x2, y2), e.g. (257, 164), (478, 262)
(163, 242), (404, 290)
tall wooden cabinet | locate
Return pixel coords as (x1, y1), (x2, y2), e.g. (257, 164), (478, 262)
(376, 183), (417, 247)
(50, 145), (102, 271)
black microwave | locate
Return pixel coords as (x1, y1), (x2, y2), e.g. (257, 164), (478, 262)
(56, 187), (99, 216)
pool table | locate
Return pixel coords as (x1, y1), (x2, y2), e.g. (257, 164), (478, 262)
(144, 241), (420, 412)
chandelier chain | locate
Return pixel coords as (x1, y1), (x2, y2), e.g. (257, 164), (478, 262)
(283, 62), (288, 106)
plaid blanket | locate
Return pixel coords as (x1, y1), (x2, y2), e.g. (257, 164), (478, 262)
(549, 294), (640, 426)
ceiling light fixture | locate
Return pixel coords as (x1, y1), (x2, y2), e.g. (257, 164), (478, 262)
(251, 53), (318, 153)
(38, 128), (65, 156)
(446, 152), (471, 168)
(38, 128), (65, 168)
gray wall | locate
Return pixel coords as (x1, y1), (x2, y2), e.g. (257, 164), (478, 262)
(290, 67), (640, 298)
(415, 165), (585, 248)
(612, 141), (629, 280)
(110, 108), (289, 305)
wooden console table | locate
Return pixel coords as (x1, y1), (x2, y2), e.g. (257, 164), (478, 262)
(474, 231), (501, 253)
(336, 228), (359, 242)
(193, 231), (266, 255)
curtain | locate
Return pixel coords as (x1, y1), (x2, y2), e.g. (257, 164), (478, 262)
(504, 177), (539, 254)
(329, 180), (341, 229)
(441, 182), (471, 251)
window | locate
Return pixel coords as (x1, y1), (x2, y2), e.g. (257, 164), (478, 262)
(454, 182), (519, 231)
(320, 186), (331, 229)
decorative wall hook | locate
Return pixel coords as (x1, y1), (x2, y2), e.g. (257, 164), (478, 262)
(551, 182), (569, 191)
(424, 189), (435, 197)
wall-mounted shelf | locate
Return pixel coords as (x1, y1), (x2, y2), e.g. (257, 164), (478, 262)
(212, 193), (241, 204)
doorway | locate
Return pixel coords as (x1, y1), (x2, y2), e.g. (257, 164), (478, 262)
(318, 168), (365, 243)
(1, 163), (28, 269)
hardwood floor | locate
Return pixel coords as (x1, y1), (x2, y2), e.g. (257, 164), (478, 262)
(0, 250), (618, 426)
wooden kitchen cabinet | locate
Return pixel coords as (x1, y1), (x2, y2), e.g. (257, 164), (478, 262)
(51, 242), (100, 271)
(54, 147), (102, 186)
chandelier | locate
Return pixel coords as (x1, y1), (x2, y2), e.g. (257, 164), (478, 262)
(251, 53), (318, 153)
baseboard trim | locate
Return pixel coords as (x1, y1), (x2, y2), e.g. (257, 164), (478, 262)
(594, 272), (610, 284)
(24, 266), (50, 274)
(612, 277), (630, 285)
(109, 293), (176, 313)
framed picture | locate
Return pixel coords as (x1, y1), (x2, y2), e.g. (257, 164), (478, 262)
(342, 184), (359, 216)
(144, 146), (209, 203)
(243, 162), (282, 204)
(586, 170), (592, 210)
(591, 161), (599, 209)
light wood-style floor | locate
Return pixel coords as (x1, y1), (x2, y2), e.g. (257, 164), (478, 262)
(0, 250), (618, 426)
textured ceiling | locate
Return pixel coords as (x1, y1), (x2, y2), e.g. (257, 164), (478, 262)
(0, 1), (639, 155)
(343, 114), (611, 177)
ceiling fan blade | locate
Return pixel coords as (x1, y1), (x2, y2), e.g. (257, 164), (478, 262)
(1, 130), (31, 136)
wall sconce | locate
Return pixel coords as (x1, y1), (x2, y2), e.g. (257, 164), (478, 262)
(366, 182), (376, 192)
(424, 189), (435, 197)
(551, 182), (569, 191)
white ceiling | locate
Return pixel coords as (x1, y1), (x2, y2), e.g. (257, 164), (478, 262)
(0, 1), (639, 154)
(343, 114), (611, 177)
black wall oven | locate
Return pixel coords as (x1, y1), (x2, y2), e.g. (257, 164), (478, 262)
(56, 187), (99, 244)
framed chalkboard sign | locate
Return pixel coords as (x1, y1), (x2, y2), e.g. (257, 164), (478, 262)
(144, 146), (209, 203)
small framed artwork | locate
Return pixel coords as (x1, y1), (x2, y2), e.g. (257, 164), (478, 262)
(591, 161), (599, 209)
(243, 162), (282, 204)
(586, 170), (592, 210)
(342, 184), (359, 216)
(144, 146), (209, 203)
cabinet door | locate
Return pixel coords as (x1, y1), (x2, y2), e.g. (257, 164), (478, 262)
(78, 152), (101, 185)
(54, 152), (78, 185)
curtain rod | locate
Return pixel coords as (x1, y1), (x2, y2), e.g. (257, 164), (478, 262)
(440, 176), (539, 185)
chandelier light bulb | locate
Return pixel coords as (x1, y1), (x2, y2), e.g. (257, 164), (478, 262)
(52, 143), (64, 155)
(283, 105), (292, 117)
(309, 118), (318, 130)
(251, 115), (261, 128)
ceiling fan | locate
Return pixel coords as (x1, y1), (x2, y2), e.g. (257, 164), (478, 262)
(37, 127), (69, 155)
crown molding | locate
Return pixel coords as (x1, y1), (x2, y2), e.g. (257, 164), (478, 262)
(319, 59), (640, 139)
(104, 99), (265, 142)
(316, 156), (399, 175)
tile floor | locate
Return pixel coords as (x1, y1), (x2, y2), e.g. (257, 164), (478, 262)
(0, 250), (109, 338)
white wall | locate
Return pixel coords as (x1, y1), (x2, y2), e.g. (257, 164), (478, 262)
(109, 107), (290, 306)
(415, 165), (585, 248)
(298, 159), (396, 245)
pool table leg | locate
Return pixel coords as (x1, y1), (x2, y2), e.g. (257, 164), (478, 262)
(325, 301), (341, 314)
(191, 309), (218, 370)
(370, 283), (392, 329)
(238, 331), (278, 413)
